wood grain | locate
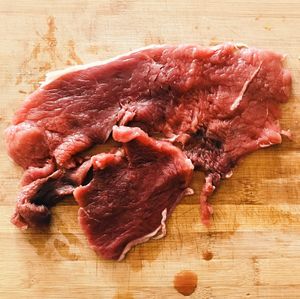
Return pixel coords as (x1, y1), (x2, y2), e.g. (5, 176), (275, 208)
(0, 0), (299, 298)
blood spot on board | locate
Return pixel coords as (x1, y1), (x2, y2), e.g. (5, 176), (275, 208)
(202, 250), (213, 261)
(173, 270), (198, 296)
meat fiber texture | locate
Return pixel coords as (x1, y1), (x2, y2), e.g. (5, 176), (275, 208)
(5, 43), (291, 258)
(74, 126), (193, 260)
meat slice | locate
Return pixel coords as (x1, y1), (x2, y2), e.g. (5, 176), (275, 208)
(73, 126), (193, 260)
(6, 43), (291, 228)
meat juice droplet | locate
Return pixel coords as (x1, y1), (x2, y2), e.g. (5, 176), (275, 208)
(202, 250), (213, 261)
(173, 270), (198, 296)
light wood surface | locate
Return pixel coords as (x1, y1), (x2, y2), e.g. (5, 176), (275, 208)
(0, 1), (299, 298)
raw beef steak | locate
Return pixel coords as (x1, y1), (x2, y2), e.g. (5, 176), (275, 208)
(6, 43), (291, 230)
(74, 126), (193, 260)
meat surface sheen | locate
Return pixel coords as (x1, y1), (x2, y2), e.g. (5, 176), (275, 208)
(6, 43), (291, 228)
(73, 126), (193, 260)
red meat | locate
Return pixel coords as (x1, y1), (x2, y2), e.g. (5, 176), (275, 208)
(74, 126), (193, 260)
(6, 43), (291, 232)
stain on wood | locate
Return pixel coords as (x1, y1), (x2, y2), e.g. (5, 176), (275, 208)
(144, 32), (165, 45)
(202, 250), (214, 261)
(264, 25), (272, 31)
(252, 256), (261, 286)
(15, 16), (83, 93)
(53, 238), (79, 261)
(86, 45), (101, 55)
(113, 291), (134, 299)
(209, 36), (219, 46)
(173, 270), (198, 296)
(67, 40), (83, 65)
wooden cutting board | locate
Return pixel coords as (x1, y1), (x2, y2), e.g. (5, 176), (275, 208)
(0, 1), (299, 298)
